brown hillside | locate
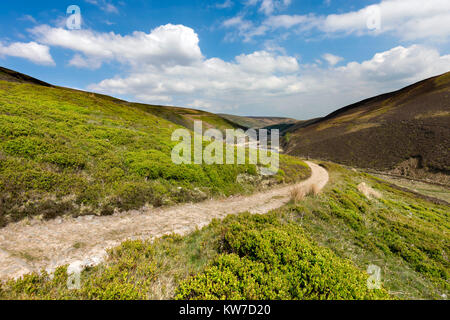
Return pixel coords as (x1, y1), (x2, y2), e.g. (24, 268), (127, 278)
(285, 72), (450, 183)
(0, 66), (52, 87)
(219, 113), (297, 129)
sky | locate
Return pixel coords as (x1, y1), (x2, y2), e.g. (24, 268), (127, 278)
(0, 0), (449, 119)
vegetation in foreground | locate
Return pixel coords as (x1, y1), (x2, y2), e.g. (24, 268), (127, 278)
(0, 80), (310, 227)
(3, 164), (446, 300)
(292, 163), (449, 299)
(0, 211), (390, 300)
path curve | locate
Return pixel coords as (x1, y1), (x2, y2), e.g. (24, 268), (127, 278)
(0, 161), (328, 281)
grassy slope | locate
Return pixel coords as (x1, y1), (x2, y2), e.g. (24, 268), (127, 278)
(0, 66), (244, 133)
(289, 163), (449, 299)
(285, 72), (450, 180)
(2, 163), (447, 300)
(371, 174), (450, 204)
(0, 80), (310, 227)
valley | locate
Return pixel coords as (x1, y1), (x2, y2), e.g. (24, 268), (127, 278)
(0, 67), (448, 301)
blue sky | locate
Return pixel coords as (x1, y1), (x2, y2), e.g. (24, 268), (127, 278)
(0, 0), (449, 119)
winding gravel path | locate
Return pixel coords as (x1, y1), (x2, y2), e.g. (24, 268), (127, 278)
(0, 161), (328, 281)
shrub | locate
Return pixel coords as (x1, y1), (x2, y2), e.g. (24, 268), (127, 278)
(2, 137), (50, 159)
(176, 213), (391, 300)
(43, 151), (86, 169)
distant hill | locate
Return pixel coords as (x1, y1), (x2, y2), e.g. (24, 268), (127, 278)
(264, 117), (322, 136)
(0, 66), (52, 87)
(219, 114), (297, 129)
(285, 72), (450, 184)
(129, 104), (246, 133)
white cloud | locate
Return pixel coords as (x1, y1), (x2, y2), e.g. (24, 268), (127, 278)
(264, 14), (316, 29)
(322, 53), (343, 66)
(223, 16), (252, 29)
(236, 51), (299, 73)
(88, 49), (304, 113)
(30, 24), (203, 69)
(216, 0), (234, 9)
(318, 0), (450, 40)
(240, 0), (450, 41)
(249, 0), (292, 15)
(23, 21), (449, 118)
(188, 99), (214, 110)
(290, 45), (450, 117)
(135, 94), (173, 104)
(259, 0), (275, 15)
(223, 16), (268, 42)
(0, 41), (54, 65)
(335, 45), (450, 84)
(87, 41), (450, 117)
(19, 15), (37, 24)
(85, 0), (119, 14)
(69, 54), (102, 69)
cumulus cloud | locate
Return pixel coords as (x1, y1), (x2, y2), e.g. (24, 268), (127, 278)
(89, 50), (302, 98)
(335, 45), (450, 85)
(0, 41), (54, 65)
(236, 51), (299, 73)
(30, 24), (203, 69)
(88, 42), (450, 117)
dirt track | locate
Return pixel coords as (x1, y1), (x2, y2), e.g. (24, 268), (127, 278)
(0, 161), (328, 281)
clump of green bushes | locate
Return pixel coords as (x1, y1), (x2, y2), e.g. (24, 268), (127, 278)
(175, 213), (391, 300)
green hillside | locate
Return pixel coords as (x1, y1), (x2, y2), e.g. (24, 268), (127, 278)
(0, 73), (310, 227)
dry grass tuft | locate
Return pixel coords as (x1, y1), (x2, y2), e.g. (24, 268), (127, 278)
(357, 182), (382, 199)
(149, 274), (176, 300)
(290, 186), (306, 203)
(311, 183), (321, 196)
(291, 183), (321, 203)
